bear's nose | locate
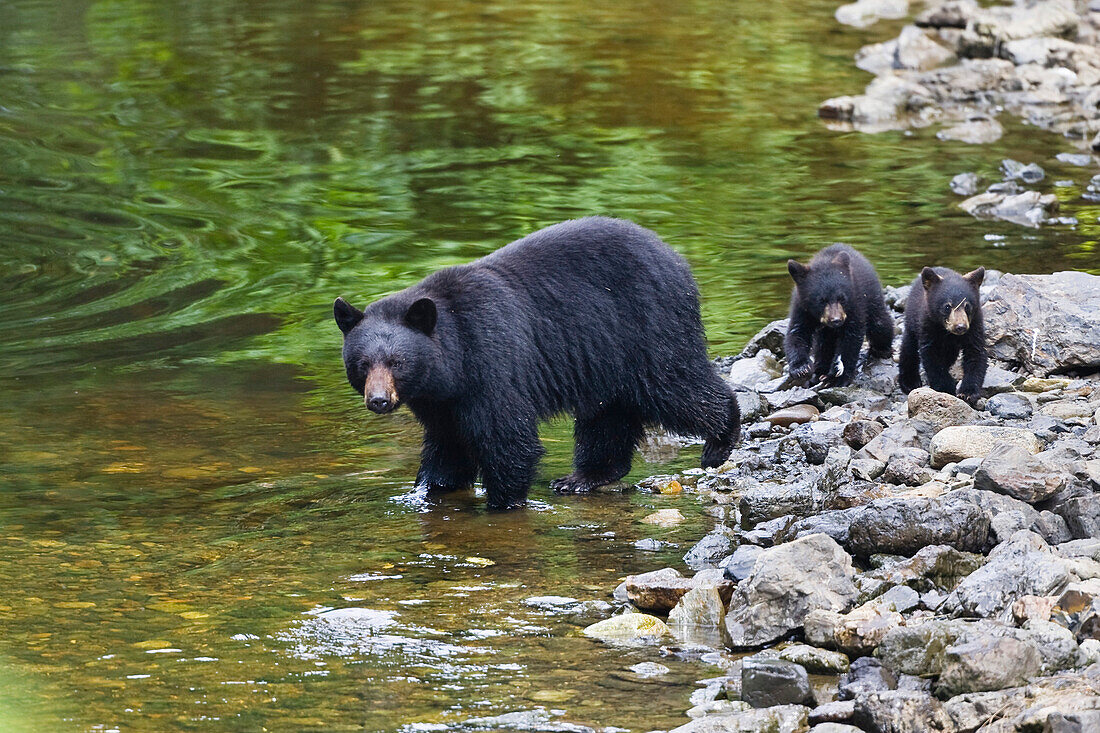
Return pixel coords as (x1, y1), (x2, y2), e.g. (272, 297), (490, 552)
(827, 316), (845, 327)
(950, 324), (968, 335)
(367, 396), (393, 413)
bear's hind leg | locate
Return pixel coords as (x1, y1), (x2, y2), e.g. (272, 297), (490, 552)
(897, 327), (921, 393)
(552, 405), (643, 494)
(701, 394), (740, 468)
(867, 301), (895, 360)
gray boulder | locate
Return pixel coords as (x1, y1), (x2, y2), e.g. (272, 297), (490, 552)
(986, 392), (1033, 420)
(942, 531), (1078, 620)
(668, 705), (810, 733)
(741, 658), (814, 708)
(724, 534), (859, 648)
(973, 442), (1070, 503)
(850, 690), (953, 733)
(984, 271), (1100, 376)
(929, 425), (1041, 468)
(846, 494), (989, 556)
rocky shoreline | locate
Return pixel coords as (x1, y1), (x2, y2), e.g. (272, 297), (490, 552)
(581, 270), (1100, 732)
(819, 0), (1100, 228)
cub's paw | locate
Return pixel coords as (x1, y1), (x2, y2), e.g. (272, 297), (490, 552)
(789, 361), (813, 381)
(956, 387), (982, 406)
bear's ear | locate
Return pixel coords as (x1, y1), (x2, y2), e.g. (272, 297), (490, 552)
(921, 267), (942, 291)
(405, 297), (437, 335)
(962, 266), (985, 288)
(832, 251), (851, 271)
(334, 297), (364, 335)
(788, 260), (810, 284)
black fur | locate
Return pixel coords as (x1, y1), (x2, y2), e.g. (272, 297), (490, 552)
(898, 266), (987, 405)
(784, 244), (893, 387)
(334, 217), (740, 510)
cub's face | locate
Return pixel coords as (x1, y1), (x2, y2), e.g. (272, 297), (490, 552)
(334, 296), (437, 413)
(920, 267), (984, 336)
(788, 253), (852, 330)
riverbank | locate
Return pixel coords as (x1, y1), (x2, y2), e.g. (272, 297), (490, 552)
(588, 270), (1100, 732)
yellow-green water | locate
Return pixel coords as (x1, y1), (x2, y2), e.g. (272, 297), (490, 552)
(1, 0), (1098, 730)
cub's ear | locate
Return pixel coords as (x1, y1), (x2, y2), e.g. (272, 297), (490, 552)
(405, 297), (437, 335)
(832, 251), (851, 271)
(334, 297), (364, 335)
(963, 266), (985, 288)
(921, 267), (942, 291)
(788, 260), (810, 284)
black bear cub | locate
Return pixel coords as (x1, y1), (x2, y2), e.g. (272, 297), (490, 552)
(898, 266), (987, 405)
(334, 217), (740, 510)
(784, 244), (894, 387)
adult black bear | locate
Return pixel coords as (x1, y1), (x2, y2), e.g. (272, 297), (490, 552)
(333, 217), (740, 510)
(784, 244), (894, 387)
(898, 266), (987, 405)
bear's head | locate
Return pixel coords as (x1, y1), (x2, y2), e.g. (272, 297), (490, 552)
(788, 251), (852, 330)
(333, 295), (438, 414)
(921, 266), (984, 336)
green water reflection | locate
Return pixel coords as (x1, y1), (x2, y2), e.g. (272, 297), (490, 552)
(1, 0), (1098, 729)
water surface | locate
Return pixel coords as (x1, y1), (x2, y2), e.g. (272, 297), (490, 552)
(1, 0), (1098, 730)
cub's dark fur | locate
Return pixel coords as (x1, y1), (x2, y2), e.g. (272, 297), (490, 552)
(784, 244), (894, 387)
(334, 217), (740, 510)
(898, 266), (987, 405)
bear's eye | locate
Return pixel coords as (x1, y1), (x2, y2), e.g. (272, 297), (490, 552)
(942, 304), (952, 315)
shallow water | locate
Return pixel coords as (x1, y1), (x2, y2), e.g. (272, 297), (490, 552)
(1, 0), (1098, 730)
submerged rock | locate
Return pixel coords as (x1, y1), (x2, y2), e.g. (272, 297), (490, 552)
(959, 189), (1059, 228)
(582, 612), (670, 642)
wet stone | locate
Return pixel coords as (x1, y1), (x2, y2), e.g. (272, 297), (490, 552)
(1001, 158), (1045, 184)
(720, 544), (763, 583)
(1056, 152), (1092, 166)
(684, 527), (737, 570)
(741, 658), (814, 708)
(949, 171), (982, 196)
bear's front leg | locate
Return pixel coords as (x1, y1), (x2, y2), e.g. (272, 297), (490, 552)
(956, 339), (988, 406)
(826, 321), (864, 388)
(415, 409), (478, 493)
(473, 419), (544, 510)
(897, 328), (922, 393)
(919, 338), (959, 395)
(417, 433), (477, 494)
(784, 315), (815, 381)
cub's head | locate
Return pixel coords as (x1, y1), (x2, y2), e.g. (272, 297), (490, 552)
(921, 266), (984, 336)
(788, 250), (852, 330)
(333, 295), (438, 414)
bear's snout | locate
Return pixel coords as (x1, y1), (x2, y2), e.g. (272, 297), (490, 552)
(821, 302), (847, 328)
(364, 365), (399, 414)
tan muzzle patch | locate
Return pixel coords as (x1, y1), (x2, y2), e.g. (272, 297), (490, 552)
(821, 302), (847, 327)
(364, 365), (399, 413)
(945, 302), (970, 335)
